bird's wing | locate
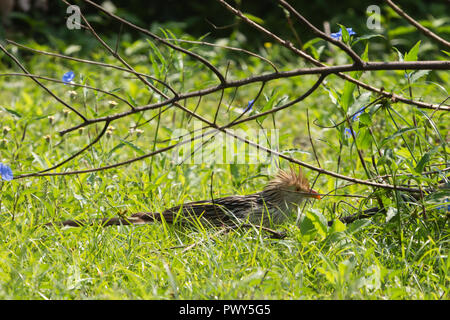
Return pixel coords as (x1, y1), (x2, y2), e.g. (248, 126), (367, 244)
(162, 195), (257, 226)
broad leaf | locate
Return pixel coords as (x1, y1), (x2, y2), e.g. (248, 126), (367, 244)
(415, 146), (439, 173)
(380, 127), (418, 147)
(404, 41), (421, 62)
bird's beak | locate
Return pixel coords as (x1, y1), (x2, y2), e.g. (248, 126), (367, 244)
(309, 189), (321, 199)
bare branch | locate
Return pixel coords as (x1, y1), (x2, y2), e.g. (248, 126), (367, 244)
(278, 0), (364, 66)
(386, 0), (450, 48)
(6, 0), (447, 201)
(0, 72), (135, 110)
(0, 43), (87, 121)
(216, 0), (450, 111)
(6, 39), (179, 97)
(164, 38), (279, 72)
(80, 0), (226, 84)
(15, 121), (111, 179)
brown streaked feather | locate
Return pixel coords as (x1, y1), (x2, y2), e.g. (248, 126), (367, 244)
(47, 167), (318, 228)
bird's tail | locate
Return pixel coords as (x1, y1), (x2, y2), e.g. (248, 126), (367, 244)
(46, 211), (171, 227)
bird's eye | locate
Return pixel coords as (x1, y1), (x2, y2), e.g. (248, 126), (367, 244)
(296, 187), (300, 192)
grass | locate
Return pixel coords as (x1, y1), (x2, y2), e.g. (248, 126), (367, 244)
(0, 25), (448, 299)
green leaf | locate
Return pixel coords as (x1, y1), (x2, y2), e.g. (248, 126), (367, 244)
(352, 34), (385, 46)
(361, 42), (369, 61)
(306, 209), (328, 238)
(347, 218), (372, 234)
(303, 38), (322, 60)
(341, 69), (365, 112)
(329, 219), (346, 233)
(154, 172), (169, 186)
(415, 146), (439, 173)
(409, 70), (430, 83)
(348, 92), (371, 116)
(298, 214), (316, 239)
(1, 106), (22, 118)
(107, 142), (126, 158)
(242, 13), (264, 25)
(338, 24), (350, 43)
(341, 80), (357, 112)
(146, 39), (166, 69)
(404, 40), (421, 62)
(322, 86), (339, 105)
(380, 127), (418, 147)
(257, 92), (282, 123)
(356, 127), (372, 149)
(120, 139), (145, 155)
(359, 113), (372, 126)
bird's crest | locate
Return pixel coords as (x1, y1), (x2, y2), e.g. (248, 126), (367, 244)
(265, 166), (310, 191)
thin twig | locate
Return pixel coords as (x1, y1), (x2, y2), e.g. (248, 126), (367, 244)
(313, 95), (385, 129)
(0, 72), (136, 110)
(385, 0), (450, 48)
(165, 38), (279, 72)
(15, 121), (110, 179)
(306, 108), (321, 168)
(0, 43), (87, 121)
(7, 39), (179, 97)
(278, 0), (364, 66)
(81, 0), (226, 84)
(216, 0), (450, 111)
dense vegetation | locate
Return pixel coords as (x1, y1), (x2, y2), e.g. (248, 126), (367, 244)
(0, 1), (448, 299)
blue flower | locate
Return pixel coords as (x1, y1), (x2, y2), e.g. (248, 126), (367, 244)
(0, 163), (13, 181)
(352, 107), (364, 121)
(244, 99), (255, 112)
(344, 127), (355, 138)
(330, 31), (342, 40)
(62, 71), (75, 85)
(346, 28), (356, 36)
(331, 27), (356, 40)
